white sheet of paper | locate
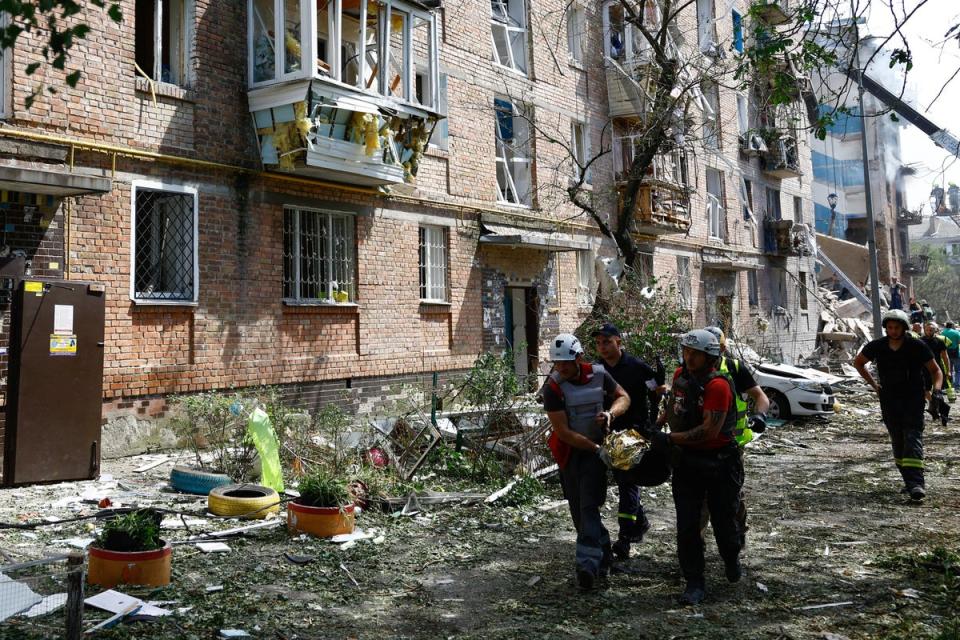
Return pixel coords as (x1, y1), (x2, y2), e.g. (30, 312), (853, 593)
(21, 593), (68, 618)
(85, 590), (171, 617)
(0, 575), (42, 622)
(195, 542), (231, 553)
(53, 305), (74, 334)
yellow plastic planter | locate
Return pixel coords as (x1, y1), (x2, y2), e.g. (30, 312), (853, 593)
(87, 541), (172, 588)
(287, 502), (355, 538)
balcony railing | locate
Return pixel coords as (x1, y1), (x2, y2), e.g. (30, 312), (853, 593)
(621, 182), (692, 237)
(763, 219), (810, 256)
(754, 1), (792, 25)
(896, 207), (923, 225)
(902, 255), (930, 276)
(761, 135), (802, 179)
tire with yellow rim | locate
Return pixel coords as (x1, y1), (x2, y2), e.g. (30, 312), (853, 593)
(208, 484), (280, 519)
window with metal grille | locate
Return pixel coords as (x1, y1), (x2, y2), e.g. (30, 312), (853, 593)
(132, 186), (196, 302)
(419, 225), (448, 302)
(677, 256), (691, 308)
(283, 207), (355, 303)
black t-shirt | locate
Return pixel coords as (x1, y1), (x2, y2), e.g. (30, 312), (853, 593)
(920, 336), (947, 383)
(596, 351), (657, 429)
(541, 364), (620, 413)
(723, 356), (759, 395)
(861, 336), (935, 396)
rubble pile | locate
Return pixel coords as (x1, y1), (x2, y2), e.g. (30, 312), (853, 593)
(808, 287), (876, 374)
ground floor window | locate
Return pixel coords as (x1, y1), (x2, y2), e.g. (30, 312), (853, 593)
(419, 225), (448, 302)
(132, 183), (197, 302)
(283, 207), (355, 303)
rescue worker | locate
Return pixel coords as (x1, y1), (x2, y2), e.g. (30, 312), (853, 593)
(650, 330), (742, 605)
(853, 309), (943, 501)
(542, 333), (631, 590)
(592, 322), (667, 560)
(920, 321), (952, 422)
(703, 326), (769, 547)
(943, 321), (960, 390)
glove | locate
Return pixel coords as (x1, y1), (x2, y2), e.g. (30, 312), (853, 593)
(933, 389), (946, 402)
(749, 413), (767, 434)
(597, 446), (613, 468)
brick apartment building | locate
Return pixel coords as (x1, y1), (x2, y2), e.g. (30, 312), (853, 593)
(0, 0), (818, 468)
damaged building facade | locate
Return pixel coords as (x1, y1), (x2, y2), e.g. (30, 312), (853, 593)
(597, 0), (820, 362)
(0, 0), (825, 469)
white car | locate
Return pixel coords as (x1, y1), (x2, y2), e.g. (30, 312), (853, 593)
(751, 363), (839, 418)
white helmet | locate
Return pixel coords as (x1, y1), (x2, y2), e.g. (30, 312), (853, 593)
(881, 308), (910, 330)
(550, 333), (583, 361)
(679, 329), (721, 357)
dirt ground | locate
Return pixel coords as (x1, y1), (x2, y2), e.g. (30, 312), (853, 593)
(2, 382), (960, 639)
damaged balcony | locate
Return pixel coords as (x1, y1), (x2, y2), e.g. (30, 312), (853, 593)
(602, 0), (660, 119)
(896, 207), (923, 225)
(247, 0), (441, 186)
(761, 134), (802, 179)
(902, 254), (930, 276)
(763, 219), (810, 256)
(614, 148), (691, 237)
(753, 0), (792, 26)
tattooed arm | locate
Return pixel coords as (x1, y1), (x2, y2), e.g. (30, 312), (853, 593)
(669, 409), (727, 445)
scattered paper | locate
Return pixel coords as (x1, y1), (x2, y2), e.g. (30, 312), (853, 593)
(206, 585), (224, 593)
(526, 576), (541, 587)
(196, 542), (232, 553)
(85, 590), (171, 617)
(220, 631), (251, 638)
(330, 528), (374, 544)
(51, 537), (94, 550)
(756, 582), (768, 593)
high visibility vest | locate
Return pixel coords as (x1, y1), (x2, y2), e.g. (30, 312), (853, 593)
(719, 357), (753, 447)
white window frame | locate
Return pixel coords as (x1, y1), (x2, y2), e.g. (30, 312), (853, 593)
(703, 81), (720, 149)
(0, 11), (9, 118)
(491, 0), (528, 74)
(577, 249), (597, 306)
(736, 94), (749, 135)
(129, 181), (199, 305)
(137, 0), (194, 86)
(247, 0), (438, 110)
(696, 0), (717, 52)
(567, 5), (585, 64)
(426, 72), (448, 149)
(283, 206), (356, 304)
(495, 97), (533, 207)
(571, 120), (590, 183)
(677, 256), (691, 309)
(706, 168), (724, 240)
(419, 225), (448, 303)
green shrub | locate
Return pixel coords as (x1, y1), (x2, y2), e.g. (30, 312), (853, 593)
(297, 469), (351, 508)
(95, 509), (163, 552)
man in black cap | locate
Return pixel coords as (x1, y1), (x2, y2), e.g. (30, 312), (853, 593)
(593, 322), (667, 559)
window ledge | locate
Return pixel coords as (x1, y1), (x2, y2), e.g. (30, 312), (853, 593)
(135, 77), (196, 103)
(283, 300), (359, 314)
(425, 145), (449, 159)
(568, 59), (585, 71)
(131, 299), (198, 309)
(420, 300), (451, 309)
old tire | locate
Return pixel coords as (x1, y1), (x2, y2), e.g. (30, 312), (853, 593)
(169, 466), (233, 496)
(208, 484), (280, 519)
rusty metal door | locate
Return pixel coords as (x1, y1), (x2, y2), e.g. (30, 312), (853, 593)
(4, 279), (105, 485)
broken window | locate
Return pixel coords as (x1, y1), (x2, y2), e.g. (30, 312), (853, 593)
(491, 0), (527, 74)
(136, 0), (191, 85)
(706, 168), (724, 240)
(567, 5), (584, 64)
(742, 178), (753, 220)
(420, 72), (448, 149)
(766, 187), (782, 220)
(702, 81), (720, 149)
(696, 0), (716, 53)
(419, 225), (448, 302)
(283, 207), (355, 303)
(732, 10), (743, 53)
(793, 196), (803, 224)
(677, 256), (691, 308)
(494, 97), (532, 206)
(603, 1), (656, 61)
(387, 6), (410, 99)
(747, 270), (759, 307)
(798, 270), (809, 310)
(571, 120), (590, 183)
(133, 184), (197, 302)
(577, 249), (596, 306)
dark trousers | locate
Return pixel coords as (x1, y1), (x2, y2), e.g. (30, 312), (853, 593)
(613, 469), (648, 541)
(880, 396), (926, 489)
(560, 449), (610, 575)
(672, 448), (744, 587)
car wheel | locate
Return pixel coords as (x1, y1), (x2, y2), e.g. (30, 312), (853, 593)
(765, 390), (791, 419)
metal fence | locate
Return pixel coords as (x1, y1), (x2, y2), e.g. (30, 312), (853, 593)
(0, 553), (84, 639)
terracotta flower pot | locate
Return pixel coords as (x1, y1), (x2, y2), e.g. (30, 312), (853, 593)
(87, 541), (172, 588)
(287, 502), (355, 538)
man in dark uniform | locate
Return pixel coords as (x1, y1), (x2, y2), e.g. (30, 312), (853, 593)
(919, 321), (951, 425)
(649, 329), (742, 605)
(542, 333), (631, 590)
(854, 309), (943, 500)
(592, 322), (667, 560)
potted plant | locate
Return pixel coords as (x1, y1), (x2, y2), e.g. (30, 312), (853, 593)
(88, 509), (172, 588)
(287, 469), (355, 538)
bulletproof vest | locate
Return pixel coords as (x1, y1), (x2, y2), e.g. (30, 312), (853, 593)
(665, 368), (737, 440)
(550, 363), (607, 443)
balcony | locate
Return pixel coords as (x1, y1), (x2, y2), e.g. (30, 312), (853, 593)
(902, 255), (930, 276)
(761, 135), (802, 179)
(763, 219), (810, 256)
(247, 0), (440, 187)
(754, 1), (792, 25)
(896, 207), (923, 226)
(617, 150), (692, 237)
(606, 55), (656, 119)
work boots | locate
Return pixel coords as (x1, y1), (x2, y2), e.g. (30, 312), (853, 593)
(724, 557), (743, 583)
(909, 485), (926, 501)
(680, 581), (706, 606)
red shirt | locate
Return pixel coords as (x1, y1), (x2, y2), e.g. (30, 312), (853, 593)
(671, 367), (734, 449)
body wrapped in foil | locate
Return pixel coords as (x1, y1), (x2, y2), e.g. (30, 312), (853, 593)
(600, 429), (651, 470)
